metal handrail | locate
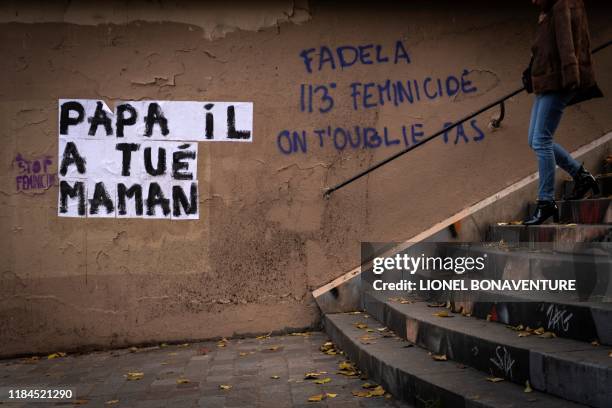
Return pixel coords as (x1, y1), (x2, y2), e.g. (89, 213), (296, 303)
(323, 40), (612, 199)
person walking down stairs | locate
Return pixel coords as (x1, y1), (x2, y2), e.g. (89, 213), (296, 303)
(522, 0), (603, 225)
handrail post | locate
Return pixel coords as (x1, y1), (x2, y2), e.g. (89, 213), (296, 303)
(489, 101), (506, 129)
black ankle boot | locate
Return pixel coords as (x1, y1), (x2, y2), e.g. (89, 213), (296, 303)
(523, 200), (559, 225)
(566, 165), (600, 200)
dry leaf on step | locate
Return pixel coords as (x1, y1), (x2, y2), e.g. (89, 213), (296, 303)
(308, 394), (325, 402)
(125, 372), (144, 381)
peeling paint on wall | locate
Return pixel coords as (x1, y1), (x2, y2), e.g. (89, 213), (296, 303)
(0, 0), (311, 40)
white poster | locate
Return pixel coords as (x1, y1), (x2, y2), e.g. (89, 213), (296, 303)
(58, 99), (253, 142)
(57, 99), (247, 220)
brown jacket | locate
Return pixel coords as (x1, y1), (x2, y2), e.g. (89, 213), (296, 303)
(531, 0), (598, 95)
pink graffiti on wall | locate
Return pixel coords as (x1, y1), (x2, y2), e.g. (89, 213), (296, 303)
(13, 154), (56, 192)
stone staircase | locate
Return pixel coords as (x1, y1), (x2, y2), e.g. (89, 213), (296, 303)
(322, 164), (612, 407)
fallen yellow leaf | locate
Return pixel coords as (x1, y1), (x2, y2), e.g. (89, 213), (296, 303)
(433, 311), (452, 318)
(125, 372), (144, 381)
(239, 352), (249, 357)
(256, 333), (271, 340)
(388, 297), (414, 304)
(270, 375), (280, 379)
(219, 384), (232, 390)
(354, 323), (368, 329)
(486, 377), (504, 383)
(518, 331), (532, 337)
(431, 354), (448, 361)
(533, 327), (545, 335)
(359, 335), (376, 343)
(23, 356), (40, 364)
(290, 332), (311, 337)
(524, 380), (533, 393)
(177, 343), (190, 348)
(538, 331), (556, 339)
(304, 372), (323, 379)
(361, 382), (377, 389)
(369, 385), (385, 397)
(314, 377), (331, 384)
(352, 390), (371, 398)
(326, 393), (337, 398)
(105, 400), (119, 405)
(308, 394), (325, 402)
(176, 378), (190, 384)
(338, 361), (355, 370)
(47, 352), (66, 359)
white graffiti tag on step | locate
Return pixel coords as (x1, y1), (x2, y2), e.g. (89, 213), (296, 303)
(545, 304), (573, 332)
(490, 346), (515, 380)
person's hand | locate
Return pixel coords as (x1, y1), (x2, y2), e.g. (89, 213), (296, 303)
(522, 60), (534, 93)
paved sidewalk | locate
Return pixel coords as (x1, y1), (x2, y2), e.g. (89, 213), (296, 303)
(0, 332), (411, 407)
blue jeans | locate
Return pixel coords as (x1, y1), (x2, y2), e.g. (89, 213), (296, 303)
(528, 91), (581, 201)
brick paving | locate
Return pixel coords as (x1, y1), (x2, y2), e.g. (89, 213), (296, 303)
(0, 332), (411, 407)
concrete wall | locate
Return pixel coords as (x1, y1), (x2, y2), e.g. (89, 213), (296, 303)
(1, 0), (611, 357)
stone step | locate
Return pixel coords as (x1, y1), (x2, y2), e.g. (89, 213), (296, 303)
(324, 311), (587, 408)
(438, 244), (612, 301)
(561, 173), (612, 199)
(527, 197), (612, 224)
(470, 293), (612, 346)
(361, 291), (612, 407)
(487, 224), (612, 243)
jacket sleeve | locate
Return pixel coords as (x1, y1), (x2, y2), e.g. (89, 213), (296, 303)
(553, 1), (580, 89)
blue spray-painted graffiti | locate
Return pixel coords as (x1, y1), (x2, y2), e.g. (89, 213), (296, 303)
(279, 39), (489, 155)
(300, 71), (477, 114)
(277, 120), (485, 155)
(299, 40), (411, 73)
